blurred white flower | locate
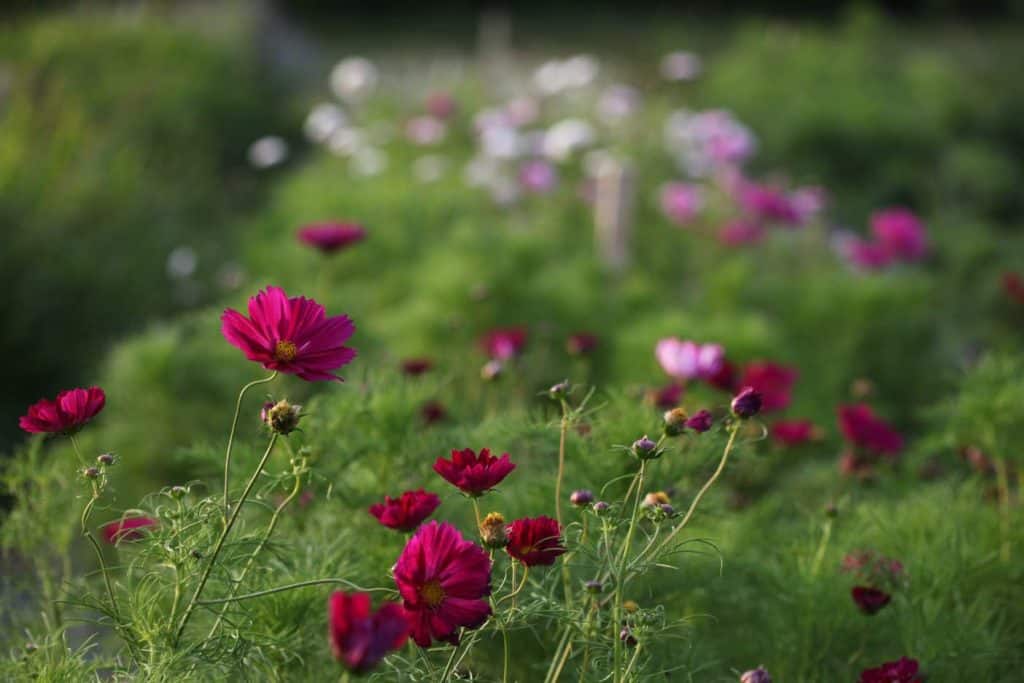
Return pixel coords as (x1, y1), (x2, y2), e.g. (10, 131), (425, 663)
(598, 85), (642, 124)
(480, 125), (522, 160)
(464, 156), (500, 188)
(217, 262), (246, 291)
(664, 109), (756, 176)
(534, 60), (569, 95)
(413, 155), (448, 183)
(327, 127), (366, 157)
(166, 246), (197, 280)
(350, 147), (387, 176)
(660, 51), (703, 81)
(504, 96), (539, 127)
(543, 118), (596, 161)
(304, 103), (347, 143)
(247, 136), (289, 169)
(405, 115), (447, 146)
(329, 57), (378, 102)
(534, 55), (600, 96)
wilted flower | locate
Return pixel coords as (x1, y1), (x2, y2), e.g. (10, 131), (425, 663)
(739, 362), (798, 413)
(221, 286), (356, 382)
(642, 491), (671, 509)
(870, 208), (928, 262)
(433, 448), (516, 496)
(837, 404), (904, 456)
(480, 327), (528, 361)
(731, 387), (763, 419)
(369, 490), (441, 532)
(660, 182), (703, 226)
(570, 489), (594, 507)
(656, 338), (725, 382)
(686, 409), (714, 433)
(328, 591), (408, 673)
(506, 516), (566, 567)
(296, 223), (366, 254)
(859, 657), (922, 683)
(770, 419), (817, 447)
(740, 666), (773, 683)
(19, 387), (106, 435)
(103, 516), (157, 544)
(851, 586), (892, 615)
(393, 521), (492, 647)
(479, 512), (509, 549)
(261, 399), (303, 435)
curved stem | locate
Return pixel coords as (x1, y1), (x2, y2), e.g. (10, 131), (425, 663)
(70, 436), (121, 622)
(175, 433), (278, 644)
(195, 577), (385, 606)
(556, 402), (569, 529)
(223, 372), (278, 521)
(497, 565), (530, 607)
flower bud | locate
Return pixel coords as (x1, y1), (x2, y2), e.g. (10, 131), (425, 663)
(659, 503), (675, 518)
(663, 407), (688, 437)
(619, 627), (637, 647)
(641, 491), (671, 509)
(548, 379), (571, 401)
(170, 485), (188, 500)
(481, 359), (504, 381)
(24, 642), (38, 655)
(730, 387), (762, 419)
(824, 501), (839, 518)
(97, 453), (116, 466)
(622, 599), (639, 613)
(685, 409), (713, 433)
(592, 501), (610, 515)
(570, 489), (594, 507)
(262, 399), (303, 435)
(82, 466), (101, 480)
(479, 512), (509, 549)
(584, 579), (603, 594)
(631, 435), (661, 460)
(740, 666), (772, 683)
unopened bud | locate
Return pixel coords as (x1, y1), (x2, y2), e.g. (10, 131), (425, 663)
(584, 579), (603, 594)
(570, 489), (594, 507)
(83, 467), (100, 480)
(479, 512), (509, 549)
(740, 666), (772, 683)
(262, 399), (303, 435)
(97, 453), (116, 466)
(592, 501), (610, 515)
(663, 407), (688, 437)
(548, 379), (571, 401)
(170, 485), (188, 500)
(730, 387), (762, 419)
(631, 435), (661, 460)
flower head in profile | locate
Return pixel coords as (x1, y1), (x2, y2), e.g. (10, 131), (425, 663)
(655, 338), (724, 382)
(103, 516), (157, 544)
(369, 490), (441, 532)
(740, 666), (773, 683)
(480, 327), (528, 361)
(434, 448), (515, 496)
(221, 286), (356, 382)
(506, 516), (566, 567)
(870, 208), (928, 263)
(739, 362), (798, 412)
(851, 586), (891, 615)
(296, 222), (366, 254)
(393, 521), (492, 646)
(19, 387), (106, 435)
(685, 409), (714, 433)
(328, 591), (408, 673)
(859, 657), (922, 683)
(837, 404), (904, 456)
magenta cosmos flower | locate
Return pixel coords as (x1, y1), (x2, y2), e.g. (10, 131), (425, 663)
(859, 657), (922, 683)
(739, 362), (798, 412)
(328, 591), (408, 673)
(737, 182), (802, 226)
(221, 286), (356, 381)
(19, 387), (106, 435)
(393, 521), (492, 647)
(655, 338), (724, 382)
(870, 208), (928, 263)
(837, 404), (904, 456)
(770, 419), (816, 447)
(851, 586), (891, 615)
(434, 448), (515, 497)
(506, 516), (566, 567)
(368, 490), (441, 532)
(719, 220), (765, 247)
(296, 222), (366, 254)
(660, 182), (703, 226)
(103, 516), (157, 544)
(480, 327), (528, 361)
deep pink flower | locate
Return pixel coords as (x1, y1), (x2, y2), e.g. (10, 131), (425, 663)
(842, 236), (894, 270)
(851, 586), (891, 615)
(705, 359), (738, 392)
(393, 521), (492, 647)
(1001, 272), (1024, 305)
(859, 657), (922, 683)
(425, 92), (457, 120)
(103, 516), (157, 544)
(655, 338), (724, 382)
(731, 386), (763, 419)
(790, 186), (828, 222)
(739, 362), (798, 413)
(434, 448), (515, 496)
(566, 332), (599, 356)
(871, 208), (928, 262)
(660, 182), (703, 226)
(506, 516), (566, 567)
(296, 223), (366, 254)
(685, 409), (714, 433)
(369, 490), (441, 532)
(738, 182), (802, 226)
(421, 400), (447, 425)
(719, 220), (765, 247)
(519, 159), (558, 193)
(401, 358), (433, 376)
(328, 591), (409, 673)
(771, 419), (816, 447)
(838, 404), (904, 456)
(480, 327), (527, 361)
(221, 286), (356, 382)
(19, 387), (106, 435)
(648, 383), (684, 409)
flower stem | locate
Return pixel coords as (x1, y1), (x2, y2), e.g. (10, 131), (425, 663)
(195, 577), (385, 605)
(175, 433), (278, 644)
(556, 401), (570, 529)
(995, 457), (1012, 562)
(223, 372), (277, 522)
(810, 517), (833, 577)
(70, 436), (121, 623)
(612, 460), (646, 682)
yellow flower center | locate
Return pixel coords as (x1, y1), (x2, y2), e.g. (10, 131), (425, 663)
(420, 580), (445, 607)
(274, 340), (298, 362)
(518, 545), (535, 555)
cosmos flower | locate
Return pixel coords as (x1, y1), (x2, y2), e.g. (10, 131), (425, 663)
(480, 327), (528, 361)
(648, 383), (684, 409)
(401, 358), (433, 376)
(221, 286), (356, 382)
(296, 223), (366, 254)
(566, 332), (598, 356)
(685, 409), (714, 433)
(737, 182), (802, 226)
(103, 516), (157, 544)
(851, 586), (892, 615)
(434, 448), (516, 496)
(739, 362), (798, 413)
(660, 182), (703, 226)
(519, 159), (559, 193)
(368, 490), (441, 532)
(859, 657), (922, 683)
(327, 591), (408, 673)
(505, 516), (566, 567)
(393, 521), (492, 647)
(655, 338), (725, 382)
(770, 419), (816, 447)
(731, 386), (763, 419)
(837, 404), (904, 456)
(719, 220), (766, 247)
(870, 208), (928, 262)
(19, 387), (106, 435)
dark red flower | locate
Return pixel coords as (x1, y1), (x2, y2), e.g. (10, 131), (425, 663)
(771, 419), (816, 447)
(328, 591), (408, 673)
(221, 286), (356, 382)
(1002, 272), (1024, 305)
(480, 327), (528, 361)
(401, 358), (433, 376)
(296, 222), (366, 254)
(851, 586), (891, 615)
(506, 516), (566, 567)
(566, 332), (599, 356)
(393, 521), (492, 646)
(433, 448), (515, 497)
(425, 92), (457, 119)
(19, 387), (106, 435)
(648, 383), (684, 409)
(421, 400), (447, 425)
(685, 409), (714, 433)
(739, 362), (798, 412)
(859, 657), (922, 683)
(369, 490), (441, 532)
(704, 359), (738, 393)
(103, 516), (157, 544)
(837, 404), (904, 456)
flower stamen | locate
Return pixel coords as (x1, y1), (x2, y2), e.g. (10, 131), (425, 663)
(274, 340), (298, 362)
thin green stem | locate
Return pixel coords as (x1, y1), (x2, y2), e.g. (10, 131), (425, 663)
(995, 457), (1012, 562)
(556, 402), (570, 529)
(223, 372), (278, 521)
(195, 577), (384, 606)
(622, 643), (642, 681)
(440, 637), (462, 681)
(497, 565), (530, 607)
(175, 433), (278, 644)
(612, 460), (646, 683)
(70, 436), (121, 623)
(810, 518), (833, 577)
(471, 497), (483, 530)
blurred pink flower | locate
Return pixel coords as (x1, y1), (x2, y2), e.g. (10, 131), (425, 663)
(519, 159), (558, 193)
(660, 182), (703, 225)
(656, 338), (724, 382)
(870, 207), (928, 262)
